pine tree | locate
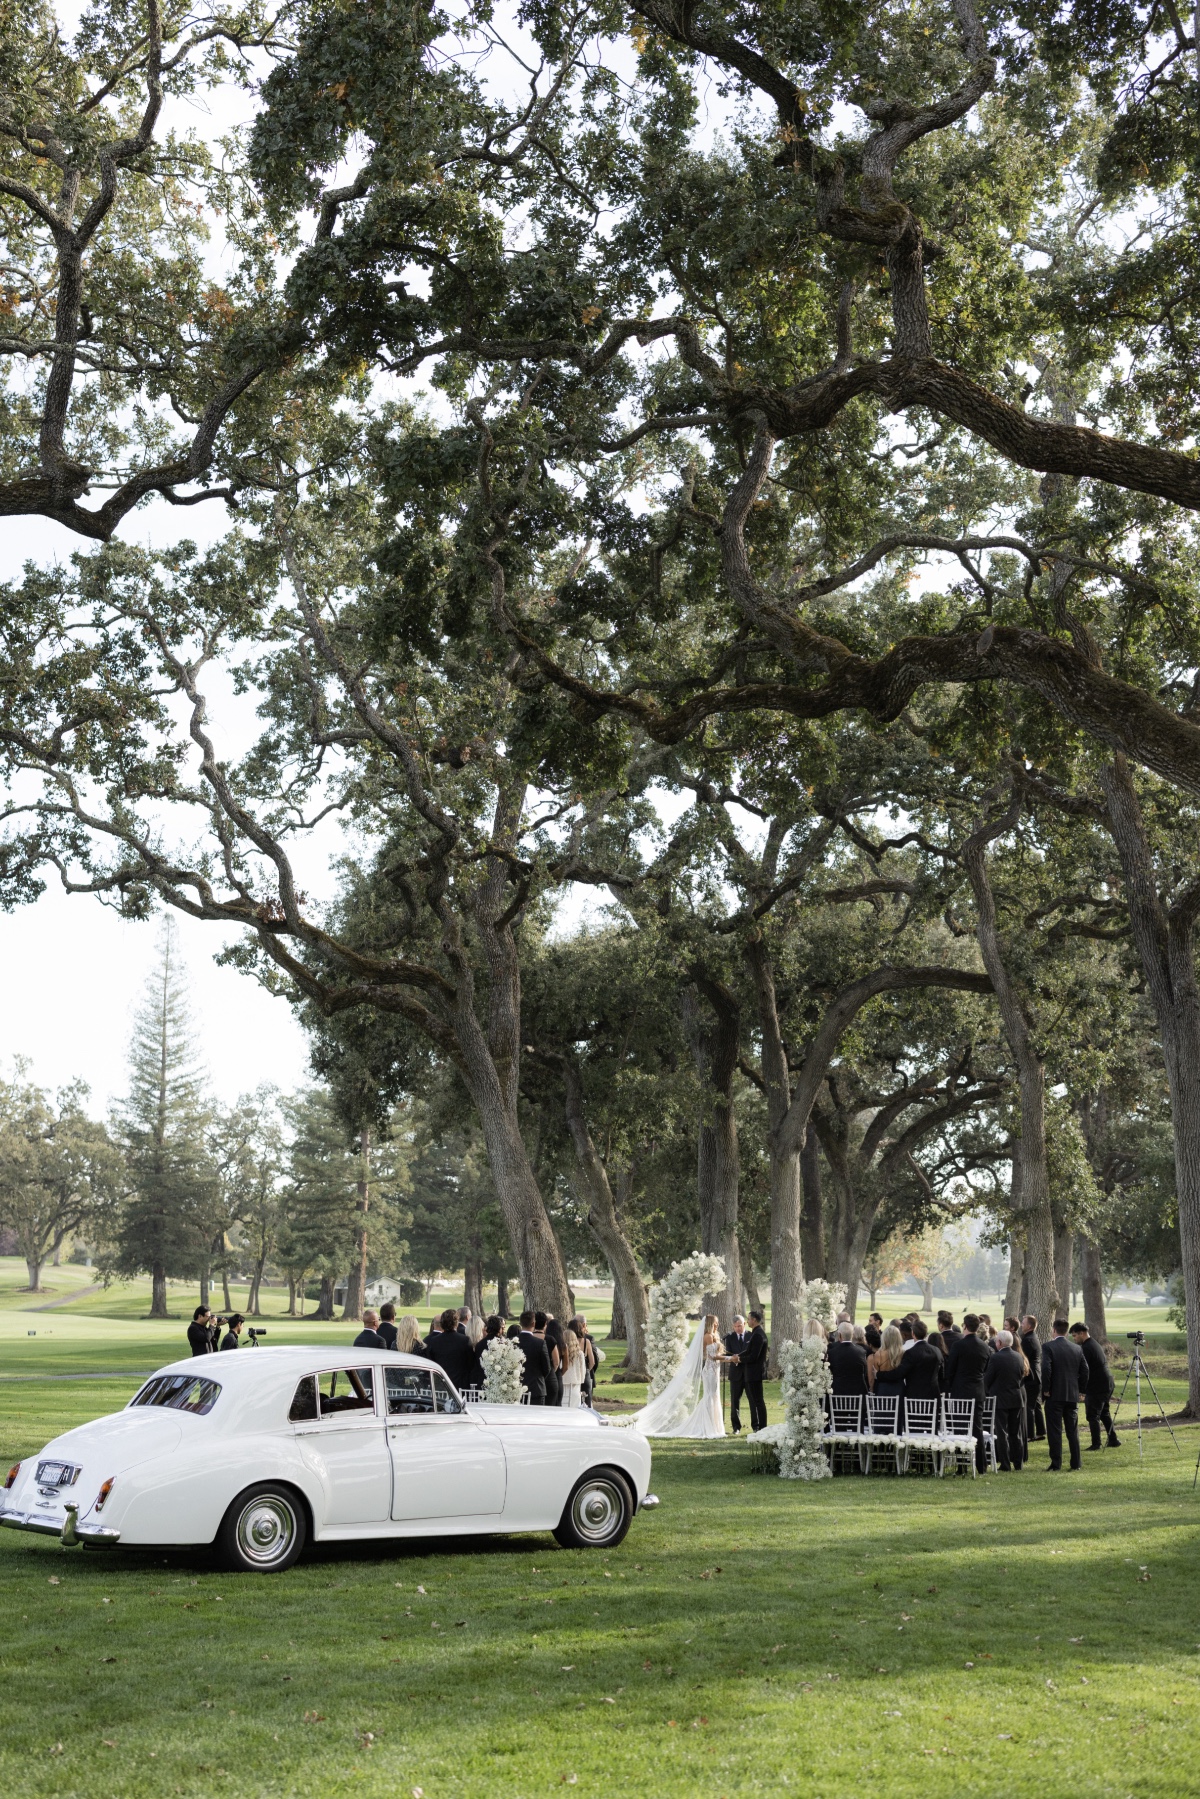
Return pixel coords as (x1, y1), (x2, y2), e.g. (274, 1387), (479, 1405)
(109, 920), (217, 1318)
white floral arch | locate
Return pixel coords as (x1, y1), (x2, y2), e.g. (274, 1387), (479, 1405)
(645, 1251), (727, 1400)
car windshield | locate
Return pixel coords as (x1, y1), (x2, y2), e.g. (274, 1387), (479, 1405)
(131, 1374), (221, 1416)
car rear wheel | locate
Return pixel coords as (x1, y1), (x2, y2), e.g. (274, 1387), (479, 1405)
(553, 1468), (634, 1550)
(215, 1483), (307, 1573)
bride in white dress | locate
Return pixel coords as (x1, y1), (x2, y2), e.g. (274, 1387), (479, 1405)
(629, 1314), (726, 1439)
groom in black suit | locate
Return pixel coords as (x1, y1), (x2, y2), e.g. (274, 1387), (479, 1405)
(724, 1315), (750, 1432)
(730, 1309), (769, 1432)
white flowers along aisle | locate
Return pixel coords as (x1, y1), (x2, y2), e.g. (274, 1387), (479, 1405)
(645, 1250), (727, 1408)
(480, 1334), (525, 1404)
(776, 1337), (833, 1480)
(796, 1279), (847, 1333)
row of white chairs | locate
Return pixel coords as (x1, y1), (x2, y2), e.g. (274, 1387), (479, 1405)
(824, 1394), (1007, 1477)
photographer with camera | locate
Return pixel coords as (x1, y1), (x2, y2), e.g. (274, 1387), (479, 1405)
(220, 1314), (245, 1350)
(1070, 1322), (1119, 1449)
(187, 1304), (216, 1356)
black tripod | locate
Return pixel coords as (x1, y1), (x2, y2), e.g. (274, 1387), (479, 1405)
(1110, 1334), (1179, 1461)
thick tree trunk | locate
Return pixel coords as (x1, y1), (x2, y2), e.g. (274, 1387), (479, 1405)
(23, 1257), (42, 1292)
(560, 1061), (649, 1377)
(608, 1283), (627, 1349)
(463, 1057), (571, 1316)
(1053, 1223), (1074, 1323)
(149, 1260), (168, 1319)
(341, 1127), (372, 1323)
(964, 803), (1059, 1330)
(248, 1254), (267, 1317)
(1100, 754), (1200, 1413)
(198, 1266), (209, 1309)
(222, 1268), (232, 1312)
(745, 936), (804, 1363)
(286, 1273), (299, 1316)
(496, 1275), (510, 1318)
(920, 1277), (934, 1312)
(1081, 1237), (1107, 1342)
(312, 1274), (336, 1321)
(741, 1237), (763, 1318)
(463, 1256), (484, 1321)
(684, 977), (742, 1332)
(1003, 1234), (1025, 1322)
(800, 1127), (826, 1280)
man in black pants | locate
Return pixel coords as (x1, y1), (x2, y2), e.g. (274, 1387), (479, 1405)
(1041, 1318), (1089, 1470)
(731, 1310), (769, 1432)
(724, 1315), (751, 1432)
(1070, 1322), (1120, 1449)
(1020, 1314), (1045, 1441)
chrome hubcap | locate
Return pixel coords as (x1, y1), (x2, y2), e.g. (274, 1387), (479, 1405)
(236, 1494), (298, 1566)
(571, 1478), (624, 1543)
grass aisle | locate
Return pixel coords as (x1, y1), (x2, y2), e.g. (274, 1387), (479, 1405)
(1, 1384), (1198, 1799)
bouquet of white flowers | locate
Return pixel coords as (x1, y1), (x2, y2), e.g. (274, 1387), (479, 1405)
(776, 1336), (833, 1481)
(797, 1278), (847, 1334)
(480, 1334), (525, 1404)
(645, 1251), (727, 1400)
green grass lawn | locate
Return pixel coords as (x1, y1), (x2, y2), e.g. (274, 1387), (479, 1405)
(2, 1329), (1200, 1797)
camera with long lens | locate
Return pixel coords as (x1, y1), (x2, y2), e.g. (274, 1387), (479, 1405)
(1126, 1330), (1146, 1345)
(247, 1326), (267, 1346)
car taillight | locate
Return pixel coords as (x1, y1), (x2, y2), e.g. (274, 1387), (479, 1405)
(94, 1478), (115, 1512)
(3, 1464), (19, 1490)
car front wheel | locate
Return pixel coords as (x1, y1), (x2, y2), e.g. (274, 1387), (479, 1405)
(553, 1468), (634, 1550)
(215, 1483), (307, 1573)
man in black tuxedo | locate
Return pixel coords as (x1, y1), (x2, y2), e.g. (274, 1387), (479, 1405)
(902, 1318), (942, 1401)
(724, 1315), (751, 1432)
(457, 1307), (471, 1336)
(516, 1309), (552, 1404)
(937, 1310), (962, 1343)
(353, 1309), (385, 1349)
(1070, 1322), (1119, 1449)
(377, 1302), (399, 1350)
(421, 1306), (479, 1393)
(827, 1323), (869, 1398)
(1041, 1318), (1089, 1470)
(946, 1313), (991, 1471)
(984, 1329), (1026, 1469)
(729, 1310), (769, 1431)
(1020, 1314), (1045, 1441)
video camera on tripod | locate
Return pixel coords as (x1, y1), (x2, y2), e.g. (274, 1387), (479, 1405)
(247, 1327), (267, 1347)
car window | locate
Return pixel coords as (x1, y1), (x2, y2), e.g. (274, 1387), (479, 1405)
(132, 1374), (221, 1416)
(385, 1367), (435, 1415)
(314, 1368), (376, 1418)
(431, 1372), (464, 1415)
(289, 1375), (319, 1422)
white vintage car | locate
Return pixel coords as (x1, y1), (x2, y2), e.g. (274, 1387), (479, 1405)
(0, 1347), (656, 1572)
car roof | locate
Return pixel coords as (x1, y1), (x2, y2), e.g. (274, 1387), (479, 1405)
(143, 1346), (431, 1387)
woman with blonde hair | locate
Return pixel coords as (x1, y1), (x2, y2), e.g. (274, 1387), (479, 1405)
(867, 1323), (906, 1396)
(394, 1314), (424, 1354)
(560, 1322), (586, 1406)
(802, 1317), (829, 1345)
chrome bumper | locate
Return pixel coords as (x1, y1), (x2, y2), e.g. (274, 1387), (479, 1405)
(638, 1492), (660, 1511)
(0, 1505), (120, 1546)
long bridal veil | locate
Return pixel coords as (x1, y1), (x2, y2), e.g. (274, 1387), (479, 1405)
(628, 1319), (707, 1437)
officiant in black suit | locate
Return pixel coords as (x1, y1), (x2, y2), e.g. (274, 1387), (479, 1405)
(724, 1315), (751, 1432)
(730, 1309), (769, 1431)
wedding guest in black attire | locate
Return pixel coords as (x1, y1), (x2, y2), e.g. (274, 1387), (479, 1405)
(517, 1310), (552, 1404)
(353, 1308), (385, 1349)
(1020, 1314), (1045, 1441)
(1041, 1318), (1089, 1470)
(937, 1309), (962, 1342)
(457, 1306), (471, 1335)
(926, 1328), (947, 1366)
(903, 1318), (943, 1401)
(984, 1329), (1026, 1469)
(572, 1316), (598, 1404)
(1070, 1322), (1120, 1449)
(188, 1305), (216, 1355)
(867, 1325), (906, 1400)
(377, 1302), (399, 1350)
(732, 1310), (769, 1431)
(828, 1322), (870, 1397)
(220, 1313), (245, 1350)
(864, 1315), (883, 1350)
(543, 1313), (567, 1406)
(724, 1315), (751, 1431)
(947, 1313), (991, 1471)
(421, 1306), (480, 1392)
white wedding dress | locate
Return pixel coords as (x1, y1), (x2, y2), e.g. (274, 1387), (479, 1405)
(629, 1325), (726, 1439)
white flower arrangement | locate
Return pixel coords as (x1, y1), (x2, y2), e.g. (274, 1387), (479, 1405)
(776, 1336), (833, 1481)
(796, 1279), (847, 1333)
(645, 1251), (727, 1404)
(480, 1334), (525, 1404)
